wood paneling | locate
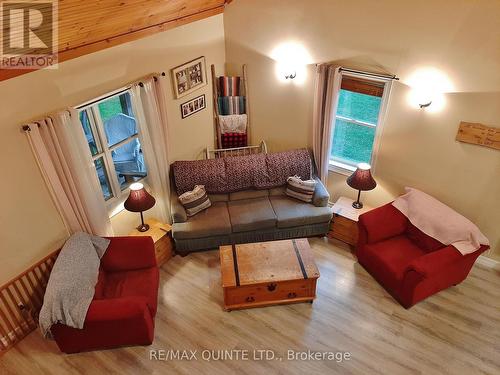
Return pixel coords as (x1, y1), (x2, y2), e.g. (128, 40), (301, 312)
(456, 121), (500, 151)
(0, 249), (60, 353)
(0, 0), (229, 81)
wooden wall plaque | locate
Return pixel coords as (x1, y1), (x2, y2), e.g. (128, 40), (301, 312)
(456, 122), (500, 151)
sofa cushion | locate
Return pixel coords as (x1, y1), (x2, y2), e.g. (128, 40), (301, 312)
(269, 186), (286, 196)
(359, 235), (425, 293)
(230, 189), (269, 201)
(228, 197), (277, 232)
(208, 193), (229, 202)
(270, 196), (332, 228)
(173, 202), (232, 240)
(172, 158), (227, 195)
(225, 153), (269, 191)
(103, 267), (159, 316)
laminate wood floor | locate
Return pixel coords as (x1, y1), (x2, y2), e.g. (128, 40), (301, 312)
(1, 237), (499, 375)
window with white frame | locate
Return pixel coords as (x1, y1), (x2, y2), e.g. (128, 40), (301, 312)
(78, 91), (147, 203)
(329, 73), (391, 172)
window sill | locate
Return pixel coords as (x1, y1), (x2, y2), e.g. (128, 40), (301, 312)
(328, 160), (356, 176)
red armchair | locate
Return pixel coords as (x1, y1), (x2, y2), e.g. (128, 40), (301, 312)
(357, 203), (489, 308)
(51, 236), (159, 353)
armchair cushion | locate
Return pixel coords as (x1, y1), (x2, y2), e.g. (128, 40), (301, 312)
(358, 235), (425, 292)
(101, 236), (156, 272)
(358, 203), (407, 244)
(102, 267), (159, 316)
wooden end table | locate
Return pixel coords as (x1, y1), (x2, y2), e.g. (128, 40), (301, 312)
(128, 218), (173, 266)
(327, 196), (372, 246)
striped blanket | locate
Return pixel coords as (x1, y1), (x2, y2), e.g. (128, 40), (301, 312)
(219, 76), (241, 96)
(218, 96), (246, 115)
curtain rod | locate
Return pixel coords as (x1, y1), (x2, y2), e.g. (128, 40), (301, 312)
(22, 72), (166, 132)
(338, 67), (399, 80)
(76, 72), (166, 110)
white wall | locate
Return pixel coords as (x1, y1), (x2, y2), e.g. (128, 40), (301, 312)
(224, 0), (500, 258)
(0, 14), (225, 283)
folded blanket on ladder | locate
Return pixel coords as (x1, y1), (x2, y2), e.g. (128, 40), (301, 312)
(218, 96), (246, 115)
(219, 114), (247, 134)
(221, 133), (247, 148)
(219, 76), (241, 96)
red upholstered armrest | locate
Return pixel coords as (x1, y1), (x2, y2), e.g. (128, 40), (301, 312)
(358, 203), (408, 244)
(101, 236), (156, 272)
(405, 245), (488, 277)
(85, 297), (150, 323)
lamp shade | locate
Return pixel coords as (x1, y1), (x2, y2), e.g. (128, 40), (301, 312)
(346, 163), (377, 191)
(124, 183), (155, 212)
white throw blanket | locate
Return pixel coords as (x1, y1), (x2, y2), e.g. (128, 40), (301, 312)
(39, 232), (110, 338)
(392, 187), (489, 255)
(219, 114), (247, 134)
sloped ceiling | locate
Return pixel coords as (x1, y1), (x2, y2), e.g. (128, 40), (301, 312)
(0, 0), (231, 81)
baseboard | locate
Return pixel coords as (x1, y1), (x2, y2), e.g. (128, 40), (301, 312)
(477, 255), (500, 269)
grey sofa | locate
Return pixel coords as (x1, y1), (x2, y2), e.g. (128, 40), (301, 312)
(169, 149), (333, 254)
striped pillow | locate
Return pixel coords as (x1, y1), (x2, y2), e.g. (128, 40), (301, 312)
(286, 176), (316, 203)
(178, 185), (211, 216)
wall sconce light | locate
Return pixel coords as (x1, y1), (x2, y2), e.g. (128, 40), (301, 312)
(271, 41), (311, 84)
(406, 67), (454, 112)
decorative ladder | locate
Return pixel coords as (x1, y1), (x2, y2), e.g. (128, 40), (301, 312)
(210, 64), (250, 149)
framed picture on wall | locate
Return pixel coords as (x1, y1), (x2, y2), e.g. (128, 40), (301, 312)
(181, 94), (206, 119)
(171, 56), (207, 99)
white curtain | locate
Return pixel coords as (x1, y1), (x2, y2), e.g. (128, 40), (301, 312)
(130, 76), (171, 224)
(26, 109), (113, 236)
(312, 64), (342, 184)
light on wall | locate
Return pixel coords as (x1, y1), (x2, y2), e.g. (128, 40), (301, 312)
(405, 67), (454, 112)
(271, 42), (311, 84)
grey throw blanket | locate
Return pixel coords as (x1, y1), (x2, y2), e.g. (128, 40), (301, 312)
(39, 232), (110, 338)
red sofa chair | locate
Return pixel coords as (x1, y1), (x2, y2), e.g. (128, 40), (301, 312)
(357, 203), (489, 308)
(51, 236), (159, 353)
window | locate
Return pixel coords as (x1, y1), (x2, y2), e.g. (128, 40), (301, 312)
(329, 74), (391, 173)
(79, 91), (147, 203)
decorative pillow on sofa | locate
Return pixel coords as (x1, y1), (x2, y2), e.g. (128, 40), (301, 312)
(178, 185), (211, 216)
(285, 176), (316, 203)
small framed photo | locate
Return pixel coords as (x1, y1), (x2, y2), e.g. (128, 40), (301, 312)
(181, 94), (206, 119)
(171, 56), (207, 99)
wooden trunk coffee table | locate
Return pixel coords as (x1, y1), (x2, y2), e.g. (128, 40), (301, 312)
(220, 239), (320, 311)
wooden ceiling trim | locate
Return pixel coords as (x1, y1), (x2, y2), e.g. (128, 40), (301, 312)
(0, 0), (229, 82)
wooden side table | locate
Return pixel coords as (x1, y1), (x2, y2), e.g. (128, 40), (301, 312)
(128, 218), (173, 266)
(327, 197), (372, 246)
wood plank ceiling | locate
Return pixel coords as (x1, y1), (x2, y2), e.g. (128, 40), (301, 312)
(0, 0), (231, 81)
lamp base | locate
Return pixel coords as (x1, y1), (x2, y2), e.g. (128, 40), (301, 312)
(352, 201), (363, 209)
(137, 223), (150, 232)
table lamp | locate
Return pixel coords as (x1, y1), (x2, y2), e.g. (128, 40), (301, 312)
(346, 163), (376, 209)
(124, 182), (156, 232)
